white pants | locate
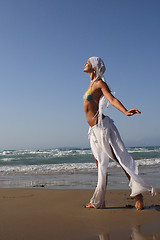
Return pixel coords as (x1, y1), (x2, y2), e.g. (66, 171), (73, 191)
(89, 116), (153, 208)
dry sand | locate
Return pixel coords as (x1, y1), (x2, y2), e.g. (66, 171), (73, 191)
(0, 188), (159, 240)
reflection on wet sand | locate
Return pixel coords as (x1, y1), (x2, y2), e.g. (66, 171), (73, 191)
(98, 224), (159, 240)
(131, 225), (158, 240)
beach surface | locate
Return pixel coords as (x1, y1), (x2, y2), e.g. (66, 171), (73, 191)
(0, 188), (159, 240)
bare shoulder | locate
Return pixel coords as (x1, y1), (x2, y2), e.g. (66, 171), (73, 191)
(96, 80), (109, 90)
(95, 79), (105, 87)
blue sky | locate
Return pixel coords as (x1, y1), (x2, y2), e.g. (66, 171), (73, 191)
(0, 0), (159, 150)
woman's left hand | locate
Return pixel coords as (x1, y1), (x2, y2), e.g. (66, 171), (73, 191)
(126, 108), (141, 116)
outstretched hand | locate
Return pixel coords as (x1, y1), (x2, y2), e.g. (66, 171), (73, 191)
(126, 108), (141, 116)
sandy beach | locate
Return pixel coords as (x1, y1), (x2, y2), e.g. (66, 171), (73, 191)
(0, 188), (159, 240)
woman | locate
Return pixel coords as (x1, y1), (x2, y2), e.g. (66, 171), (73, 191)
(83, 56), (154, 209)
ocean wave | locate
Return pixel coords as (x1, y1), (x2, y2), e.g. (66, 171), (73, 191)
(0, 163), (97, 175)
(128, 147), (160, 153)
(1, 158), (15, 162)
(1, 147), (160, 159)
(0, 149), (92, 158)
(0, 158), (159, 175)
(136, 158), (160, 166)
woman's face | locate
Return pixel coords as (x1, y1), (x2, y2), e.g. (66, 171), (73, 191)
(83, 59), (94, 73)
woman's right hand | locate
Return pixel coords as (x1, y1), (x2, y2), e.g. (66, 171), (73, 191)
(126, 109), (141, 116)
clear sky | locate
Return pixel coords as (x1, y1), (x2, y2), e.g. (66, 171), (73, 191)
(0, 0), (160, 150)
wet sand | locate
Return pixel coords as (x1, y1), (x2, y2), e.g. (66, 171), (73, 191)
(0, 188), (159, 240)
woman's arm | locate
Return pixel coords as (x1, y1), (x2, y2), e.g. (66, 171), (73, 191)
(99, 81), (141, 116)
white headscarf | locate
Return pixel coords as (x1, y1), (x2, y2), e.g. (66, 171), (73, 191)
(89, 57), (106, 82)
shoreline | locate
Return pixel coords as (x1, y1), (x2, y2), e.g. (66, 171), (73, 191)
(0, 188), (159, 240)
(0, 163), (159, 190)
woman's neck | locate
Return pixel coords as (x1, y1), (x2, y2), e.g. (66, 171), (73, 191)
(88, 71), (96, 81)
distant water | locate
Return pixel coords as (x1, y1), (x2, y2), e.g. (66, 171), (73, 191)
(0, 146), (159, 189)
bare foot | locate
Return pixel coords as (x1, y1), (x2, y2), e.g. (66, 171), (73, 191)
(85, 202), (106, 209)
(135, 194), (144, 210)
(85, 203), (94, 208)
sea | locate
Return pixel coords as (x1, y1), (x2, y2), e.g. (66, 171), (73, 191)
(0, 146), (159, 190)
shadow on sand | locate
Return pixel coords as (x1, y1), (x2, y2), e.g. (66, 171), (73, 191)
(103, 204), (160, 212)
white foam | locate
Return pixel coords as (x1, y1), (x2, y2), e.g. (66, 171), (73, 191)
(128, 147), (160, 153)
(0, 158), (159, 176)
(0, 149), (92, 157)
(136, 158), (160, 166)
(0, 162), (117, 175)
(1, 158), (14, 162)
(0, 163), (95, 175)
(1, 147), (160, 158)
